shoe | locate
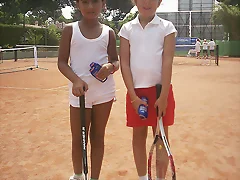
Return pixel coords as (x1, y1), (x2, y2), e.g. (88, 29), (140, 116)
(69, 174), (84, 180)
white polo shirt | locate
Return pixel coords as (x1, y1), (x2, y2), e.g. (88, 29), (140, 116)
(195, 41), (201, 52)
(208, 41), (215, 50)
(118, 15), (177, 88)
(203, 41), (208, 50)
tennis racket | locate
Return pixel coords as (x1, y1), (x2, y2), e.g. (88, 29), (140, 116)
(80, 93), (88, 180)
(147, 84), (176, 180)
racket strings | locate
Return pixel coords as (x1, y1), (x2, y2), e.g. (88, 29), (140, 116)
(149, 124), (175, 179)
(150, 137), (174, 180)
(156, 141), (171, 180)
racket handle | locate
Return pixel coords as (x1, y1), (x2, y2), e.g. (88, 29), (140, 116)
(156, 84), (162, 116)
(79, 93), (88, 176)
(80, 95), (85, 122)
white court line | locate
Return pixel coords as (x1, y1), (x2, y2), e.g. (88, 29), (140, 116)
(0, 86), (67, 91)
(48, 85), (68, 90)
(172, 65), (198, 75)
(1, 86), (119, 91)
(172, 70), (186, 75)
(0, 68), (191, 92)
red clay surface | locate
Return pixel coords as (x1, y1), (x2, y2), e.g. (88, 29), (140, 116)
(0, 57), (240, 180)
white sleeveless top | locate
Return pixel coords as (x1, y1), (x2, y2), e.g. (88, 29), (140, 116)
(69, 21), (115, 87)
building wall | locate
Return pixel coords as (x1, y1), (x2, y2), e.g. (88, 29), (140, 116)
(178, 0), (214, 11)
(157, 11), (224, 40)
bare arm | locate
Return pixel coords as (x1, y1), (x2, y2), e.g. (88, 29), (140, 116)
(58, 25), (87, 96)
(107, 29), (119, 72)
(161, 33), (175, 99)
(119, 37), (137, 101)
(95, 29), (119, 80)
(58, 25), (79, 83)
(120, 37), (147, 111)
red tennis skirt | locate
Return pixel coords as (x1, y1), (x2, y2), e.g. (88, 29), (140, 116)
(126, 85), (175, 127)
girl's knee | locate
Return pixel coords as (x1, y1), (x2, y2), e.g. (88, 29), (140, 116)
(91, 139), (104, 149)
(133, 126), (147, 138)
(132, 126), (148, 146)
(90, 133), (105, 147)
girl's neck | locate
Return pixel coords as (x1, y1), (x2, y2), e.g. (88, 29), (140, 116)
(81, 18), (100, 28)
(138, 14), (155, 28)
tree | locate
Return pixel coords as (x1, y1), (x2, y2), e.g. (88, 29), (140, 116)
(218, 0), (239, 7)
(57, 15), (72, 23)
(25, 29), (43, 45)
(68, 0), (134, 21)
(213, 2), (240, 40)
(0, 0), (70, 25)
(119, 12), (138, 27)
(106, 0), (134, 21)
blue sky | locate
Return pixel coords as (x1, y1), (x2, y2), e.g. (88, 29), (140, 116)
(62, 0), (179, 19)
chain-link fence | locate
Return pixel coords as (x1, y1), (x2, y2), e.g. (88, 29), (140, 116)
(157, 0), (225, 40)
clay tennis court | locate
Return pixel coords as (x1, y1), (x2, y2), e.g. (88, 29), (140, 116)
(0, 57), (239, 180)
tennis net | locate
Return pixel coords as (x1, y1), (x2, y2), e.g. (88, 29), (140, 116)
(16, 45), (59, 63)
(0, 46), (38, 74)
(175, 44), (219, 66)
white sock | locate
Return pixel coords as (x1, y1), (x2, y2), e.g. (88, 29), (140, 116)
(139, 174), (148, 180)
(74, 174), (83, 177)
(156, 178), (165, 180)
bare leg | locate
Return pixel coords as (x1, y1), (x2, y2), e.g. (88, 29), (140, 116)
(133, 126), (148, 176)
(70, 105), (92, 175)
(90, 99), (113, 179)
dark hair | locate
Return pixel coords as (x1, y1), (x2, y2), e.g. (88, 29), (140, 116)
(210, 39), (213, 41)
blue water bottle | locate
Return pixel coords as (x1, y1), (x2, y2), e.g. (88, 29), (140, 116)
(89, 62), (107, 83)
(138, 97), (148, 120)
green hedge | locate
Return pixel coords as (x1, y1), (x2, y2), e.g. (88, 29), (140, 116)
(0, 24), (61, 48)
(0, 24), (25, 47)
(216, 40), (240, 57)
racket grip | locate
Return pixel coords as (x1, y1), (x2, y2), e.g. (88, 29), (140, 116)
(79, 95), (88, 176)
(80, 86), (86, 125)
(80, 97), (85, 109)
(156, 84), (162, 116)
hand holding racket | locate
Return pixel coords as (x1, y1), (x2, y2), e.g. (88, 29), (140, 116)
(154, 95), (168, 117)
(72, 78), (88, 97)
